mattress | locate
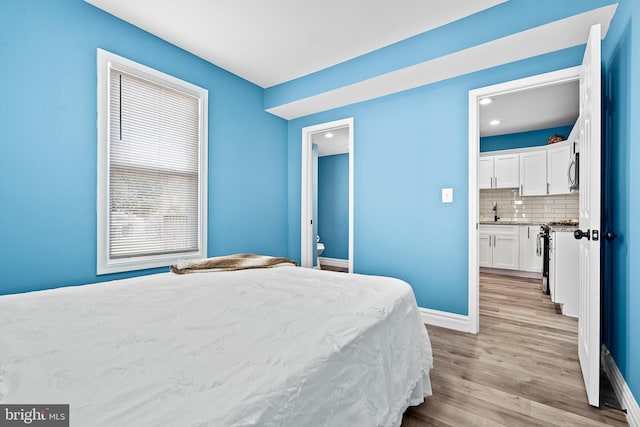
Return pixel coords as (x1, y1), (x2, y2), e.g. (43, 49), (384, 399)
(0, 266), (432, 426)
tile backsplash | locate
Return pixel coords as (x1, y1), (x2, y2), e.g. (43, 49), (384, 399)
(480, 188), (579, 224)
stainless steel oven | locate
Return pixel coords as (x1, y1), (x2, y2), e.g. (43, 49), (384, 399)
(538, 224), (550, 294)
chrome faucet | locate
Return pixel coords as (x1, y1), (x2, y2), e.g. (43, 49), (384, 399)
(493, 202), (500, 222)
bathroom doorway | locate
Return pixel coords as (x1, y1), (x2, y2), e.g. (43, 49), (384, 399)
(301, 118), (354, 272)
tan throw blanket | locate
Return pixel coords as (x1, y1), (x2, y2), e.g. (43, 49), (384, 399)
(170, 253), (298, 274)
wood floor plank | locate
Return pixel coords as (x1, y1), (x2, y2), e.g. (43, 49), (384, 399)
(403, 273), (629, 426)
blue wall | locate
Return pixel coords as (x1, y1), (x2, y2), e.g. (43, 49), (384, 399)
(287, 47), (586, 314)
(602, 0), (640, 407)
(0, 0), (288, 295)
(480, 125), (574, 152)
(318, 154), (349, 260)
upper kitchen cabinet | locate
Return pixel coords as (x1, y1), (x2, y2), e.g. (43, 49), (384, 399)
(547, 142), (572, 195)
(479, 153), (519, 189)
(479, 157), (494, 189)
(482, 139), (575, 196)
(519, 150), (547, 196)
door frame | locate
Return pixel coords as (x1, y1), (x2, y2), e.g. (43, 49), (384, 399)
(301, 117), (354, 272)
(468, 67), (580, 333)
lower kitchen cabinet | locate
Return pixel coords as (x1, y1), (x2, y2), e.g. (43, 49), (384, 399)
(518, 225), (543, 273)
(479, 225), (519, 270)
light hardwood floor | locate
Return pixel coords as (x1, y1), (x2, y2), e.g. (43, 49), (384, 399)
(402, 273), (629, 427)
(320, 264), (348, 273)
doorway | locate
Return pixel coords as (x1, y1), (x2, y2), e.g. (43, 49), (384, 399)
(467, 66), (581, 333)
(301, 118), (354, 273)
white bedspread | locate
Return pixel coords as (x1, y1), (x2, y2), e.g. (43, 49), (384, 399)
(0, 266), (432, 426)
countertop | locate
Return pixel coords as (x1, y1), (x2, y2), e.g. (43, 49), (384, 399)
(550, 225), (579, 232)
(479, 221), (580, 232)
(479, 221), (545, 226)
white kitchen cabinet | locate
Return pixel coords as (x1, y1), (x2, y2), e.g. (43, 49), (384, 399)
(479, 232), (492, 267)
(519, 150), (547, 196)
(479, 157), (494, 190)
(479, 154), (519, 189)
(550, 231), (579, 317)
(479, 225), (519, 270)
(494, 154), (519, 188)
(518, 225), (543, 273)
(547, 143), (571, 195)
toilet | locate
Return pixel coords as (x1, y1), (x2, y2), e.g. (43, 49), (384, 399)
(317, 236), (325, 268)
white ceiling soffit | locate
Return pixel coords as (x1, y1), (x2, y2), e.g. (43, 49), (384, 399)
(312, 127), (350, 157)
(480, 80), (580, 137)
(84, 0), (506, 88)
(267, 4), (617, 120)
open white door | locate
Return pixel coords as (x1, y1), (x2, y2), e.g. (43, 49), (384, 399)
(575, 23), (602, 408)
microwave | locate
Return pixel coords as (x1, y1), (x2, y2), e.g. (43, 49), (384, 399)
(568, 141), (579, 192)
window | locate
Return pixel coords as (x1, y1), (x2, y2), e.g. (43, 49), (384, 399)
(97, 49), (207, 274)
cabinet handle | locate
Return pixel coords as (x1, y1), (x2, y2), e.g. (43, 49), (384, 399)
(528, 227), (530, 239)
(547, 182), (550, 194)
(520, 184), (523, 195)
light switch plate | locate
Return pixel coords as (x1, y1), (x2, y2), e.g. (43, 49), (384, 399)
(442, 188), (453, 203)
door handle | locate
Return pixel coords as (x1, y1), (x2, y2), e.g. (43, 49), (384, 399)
(568, 160), (575, 185)
(574, 229), (591, 240)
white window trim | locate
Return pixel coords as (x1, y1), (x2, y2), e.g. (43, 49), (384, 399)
(96, 48), (208, 275)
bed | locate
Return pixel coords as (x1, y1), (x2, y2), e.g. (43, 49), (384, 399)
(0, 262), (432, 426)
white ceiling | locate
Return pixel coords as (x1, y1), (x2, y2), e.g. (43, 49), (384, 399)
(312, 127), (350, 157)
(267, 5), (617, 119)
(84, 0), (506, 88)
(480, 80), (580, 137)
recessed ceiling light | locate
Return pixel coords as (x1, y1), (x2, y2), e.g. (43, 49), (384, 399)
(489, 119), (500, 126)
(480, 98), (493, 105)
(324, 132), (334, 138)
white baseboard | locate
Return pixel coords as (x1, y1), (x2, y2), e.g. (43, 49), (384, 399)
(419, 307), (473, 333)
(318, 257), (349, 269)
(480, 267), (542, 279)
(602, 345), (640, 427)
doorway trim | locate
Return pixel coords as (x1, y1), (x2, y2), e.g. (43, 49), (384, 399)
(301, 117), (354, 273)
(468, 66), (581, 334)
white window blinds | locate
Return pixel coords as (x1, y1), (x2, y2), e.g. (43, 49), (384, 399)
(108, 70), (201, 259)
(97, 49), (207, 274)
